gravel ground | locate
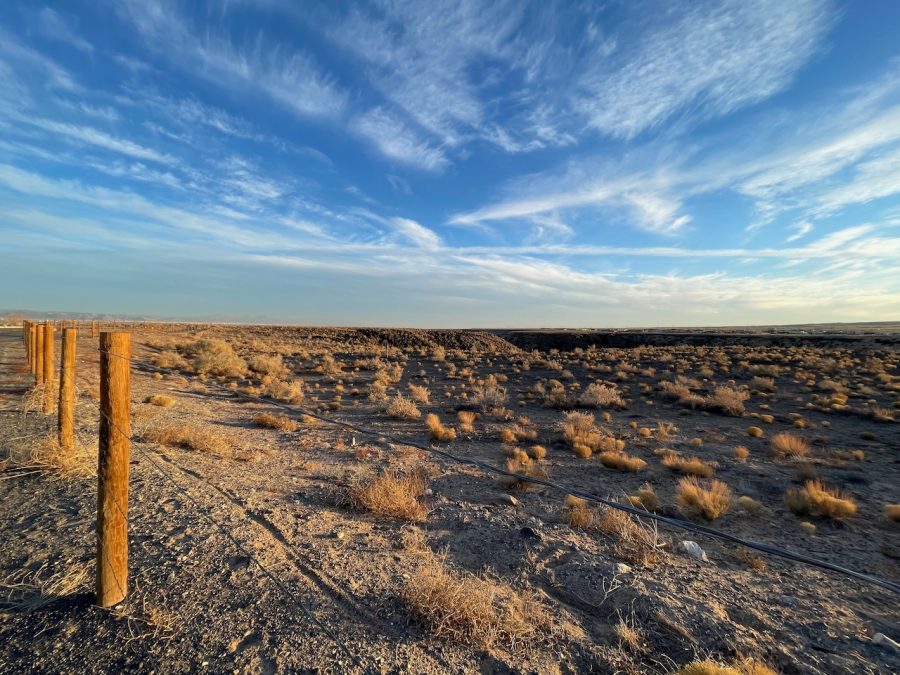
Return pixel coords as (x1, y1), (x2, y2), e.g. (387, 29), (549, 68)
(1, 326), (898, 674)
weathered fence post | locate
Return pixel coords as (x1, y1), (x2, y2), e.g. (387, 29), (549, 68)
(42, 324), (55, 413)
(35, 324), (45, 385)
(29, 323), (36, 374)
(96, 332), (131, 607)
(58, 328), (77, 449)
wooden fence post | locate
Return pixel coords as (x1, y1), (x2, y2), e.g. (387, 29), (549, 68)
(96, 332), (131, 607)
(42, 324), (55, 413)
(29, 323), (36, 374)
(35, 324), (45, 385)
(58, 328), (77, 449)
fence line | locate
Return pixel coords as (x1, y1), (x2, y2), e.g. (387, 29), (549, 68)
(14, 327), (365, 669)
(111, 346), (900, 596)
(15, 322), (900, 595)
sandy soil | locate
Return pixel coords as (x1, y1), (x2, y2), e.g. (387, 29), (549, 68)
(1, 325), (898, 674)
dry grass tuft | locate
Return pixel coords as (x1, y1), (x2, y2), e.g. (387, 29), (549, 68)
(579, 382), (626, 409)
(886, 504), (900, 522)
(152, 350), (190, 371)
(403, 553), (555, 651)
(704, 386), (749, 416)
(676, 477), (732, 520)
(628, 483), (658, 511)
(470, 375), (508, 411)
(408, 384), (431, 405)
(733, 446), (750, 461)
(248, 353), (289, 379)
(504, 450), (548, 491)
(424, 413), (457, 442)
(457, 411), (476, 433)
(384, 394), (422, 420)
(599, 451), (647, 472)
(253, 413), (298, 432)
(558, 411), (617, 456)
(615, 617), (643, 651)
(770, 432), (810, 458)
(655, 421), (677, 442)
(190, 339), (248, 377)
(676, 659), (776, 675)
(527, 444), (547, 460)
(661, 452), (714, 477)
(678, 664), (730, 675)
(259, 378), (304, 403)
(342, 468), (428, 521)
(144, 394), (175, 408)
(141, 423), (233, 457)
(785, 481), (856, 520)
(19, 434), (97, 477)
(596, 507), (662, 566)
(0, 561), (89, 611)
(746, 426), (764, 438)
(750, 376), (776, 392)
(565, 499), (596, 530)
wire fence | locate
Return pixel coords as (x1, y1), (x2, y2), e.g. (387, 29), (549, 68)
(87, 352), (365, 670)
(105, 346), (900, 596)
(10, 328), (366, 671)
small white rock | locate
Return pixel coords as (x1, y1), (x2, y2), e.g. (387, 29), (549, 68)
(680, 540), (709, 561)
(615, 563), (632, 574)
(873, 633), (899, 650)
(492, 494), (519, 506)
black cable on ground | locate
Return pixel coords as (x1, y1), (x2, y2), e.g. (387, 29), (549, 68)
(107, 349), (900, 596)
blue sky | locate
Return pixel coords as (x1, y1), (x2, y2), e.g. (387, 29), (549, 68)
(1, 0), (899, 327)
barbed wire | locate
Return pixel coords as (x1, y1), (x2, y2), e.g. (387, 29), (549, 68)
(96, 346), (900, 596)
(81, 379), (365, 672)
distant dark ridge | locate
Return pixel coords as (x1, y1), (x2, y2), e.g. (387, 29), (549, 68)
(206, 325), (523, 355)
(491, 329), (900, 351)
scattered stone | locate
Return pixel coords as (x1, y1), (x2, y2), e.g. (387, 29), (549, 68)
(873, 633), (899, 650)
(680, 540), (709, 561)
(333, 530), (345, 540)
(492, 494), (518, 507)
(616, 563), (632, 574)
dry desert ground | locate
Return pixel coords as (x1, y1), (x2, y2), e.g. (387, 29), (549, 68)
(1, 324), (899, 674)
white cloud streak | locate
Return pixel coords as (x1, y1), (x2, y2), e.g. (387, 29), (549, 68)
(117, 0), (346, 120)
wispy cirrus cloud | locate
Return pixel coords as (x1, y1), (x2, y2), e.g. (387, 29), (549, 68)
(0, 26), (78, 92)
(391, 217), (441, 250)
(321, 0), (834, 167)
(787, 221), (814, 242)
(36, 8), (94, 54)
(29, 119), (174, 164)
(454, 62), (900, 238)
(116, 0), (346, 120)
(574, 0), (834, 140)
(350, 108), (449, 171)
